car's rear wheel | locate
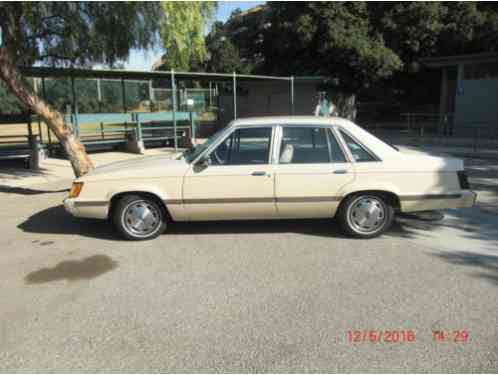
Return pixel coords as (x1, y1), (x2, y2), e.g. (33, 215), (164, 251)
(337, 193), (394, 238)
(113, 194), (167, 240)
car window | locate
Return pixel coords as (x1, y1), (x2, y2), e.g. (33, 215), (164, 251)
(279, 127), (346, 164)
(340, 131), (376, 162)
(181, 127), (227, 163)
(209, 127), (272, 165)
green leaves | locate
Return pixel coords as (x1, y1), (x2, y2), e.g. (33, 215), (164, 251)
(0, 2), (161, 67)
(159, 2), (215, 71)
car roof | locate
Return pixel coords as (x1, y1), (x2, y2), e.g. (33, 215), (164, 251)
(229, 115), (352, 128)
(229, 116), (366, 134)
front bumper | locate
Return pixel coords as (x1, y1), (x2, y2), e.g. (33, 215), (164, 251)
(63, 198), (78, 216)
(63, 198), (109, 219)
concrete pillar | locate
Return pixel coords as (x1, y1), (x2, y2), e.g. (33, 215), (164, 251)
(126, 131), (145, 154)
(29, 135), (45, 170)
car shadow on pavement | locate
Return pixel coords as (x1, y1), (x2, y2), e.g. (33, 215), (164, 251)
(18, 204), (350, 239)
(25, 254), (118, 284)
(18, 205), (119, 241)
(167, 218), (348, 238)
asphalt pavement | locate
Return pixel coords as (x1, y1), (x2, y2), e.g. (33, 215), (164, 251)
(0, 158), (497, 372)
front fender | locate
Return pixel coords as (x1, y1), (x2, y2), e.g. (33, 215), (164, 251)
(105, 182), (186, 221)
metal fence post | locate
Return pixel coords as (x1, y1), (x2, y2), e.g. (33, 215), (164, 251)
(171, 69), (177, 151)
(233, 71), (237, 120)
(121, 78), (127, 113)
(290, 76), (294, 115)
(135, 113), (142, 142)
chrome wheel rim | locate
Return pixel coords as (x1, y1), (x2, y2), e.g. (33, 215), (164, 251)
(121, 200), (161, 237)
(347, 196), (386, 234)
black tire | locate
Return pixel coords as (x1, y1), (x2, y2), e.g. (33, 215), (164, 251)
(112, 194), (167, 241)
(337, 193), (394, 239)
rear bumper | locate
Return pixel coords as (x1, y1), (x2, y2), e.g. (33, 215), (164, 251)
(400, 190), (476, 212)
(458, 190), (477, 208)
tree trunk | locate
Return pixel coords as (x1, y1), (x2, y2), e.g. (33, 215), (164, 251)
(0, 47), (94, 177)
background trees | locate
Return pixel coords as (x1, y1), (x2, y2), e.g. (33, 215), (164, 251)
(208, 2), (498, 114)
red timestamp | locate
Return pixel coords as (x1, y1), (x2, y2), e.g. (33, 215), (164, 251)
(432, 330), (470, 343)
(346, 330), (416, 344)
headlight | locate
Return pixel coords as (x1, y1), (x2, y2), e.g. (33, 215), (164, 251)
(68, 182), (83, 198)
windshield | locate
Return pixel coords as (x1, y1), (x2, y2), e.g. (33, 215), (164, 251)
(180, 127), (228, 163)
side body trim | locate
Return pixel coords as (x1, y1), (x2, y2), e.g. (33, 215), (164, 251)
(74, 201), (108, 207)
(172, 196), (341, 204)
(165, 193), (462, 206)
(399, 193), (462, 201)
(73, 193), (460, 208)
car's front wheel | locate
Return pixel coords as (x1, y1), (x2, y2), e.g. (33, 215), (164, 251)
(337, 193), (394, 238)
(112, 194), (167, 240)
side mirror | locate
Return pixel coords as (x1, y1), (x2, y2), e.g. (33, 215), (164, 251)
(193, 156), (209, 172)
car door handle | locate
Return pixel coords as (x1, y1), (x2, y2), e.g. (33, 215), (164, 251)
(251, 171), (266, 176)
(333, 169), (348, 174)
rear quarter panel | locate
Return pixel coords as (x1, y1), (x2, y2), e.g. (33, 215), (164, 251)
(340, 160), (461, 212)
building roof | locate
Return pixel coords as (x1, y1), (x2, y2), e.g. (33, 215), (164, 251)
(20, 66), (292, 82)
(421, 52), (498, 67)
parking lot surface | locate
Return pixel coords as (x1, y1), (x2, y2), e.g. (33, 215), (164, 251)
(0, 156), (497, 372)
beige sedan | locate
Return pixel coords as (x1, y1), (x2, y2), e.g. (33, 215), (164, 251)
(64, 116), (476, 240)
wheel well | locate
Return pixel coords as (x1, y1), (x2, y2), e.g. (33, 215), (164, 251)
(340, 190), (401, 210)
(108, 191), (171, 220)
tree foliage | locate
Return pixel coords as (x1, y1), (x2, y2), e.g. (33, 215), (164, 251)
(204, 21), (247, 73)
(213, 2), (498, 100)
(159, 2), (215, 71)
(0, 2), (161, 67)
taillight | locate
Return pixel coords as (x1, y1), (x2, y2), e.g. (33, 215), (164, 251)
(457, 171), (470, 189)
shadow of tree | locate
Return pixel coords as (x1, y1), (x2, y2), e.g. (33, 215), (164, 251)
(430, 251), (498, 286)
(0, 159), (53, 179)
(25, 254), (118, 284)
(387, 208), (498, 244)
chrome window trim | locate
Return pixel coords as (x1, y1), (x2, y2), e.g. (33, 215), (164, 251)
(331, 126), (354, 163)
(336, 127), (381, 162)
(193, 124), (277, 167)
(272, 125), (283, 165)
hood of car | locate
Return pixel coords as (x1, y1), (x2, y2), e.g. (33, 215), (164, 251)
(79, 154), (189, 182)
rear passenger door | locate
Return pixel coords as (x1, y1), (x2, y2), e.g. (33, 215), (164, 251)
(274, 125), (355, 218)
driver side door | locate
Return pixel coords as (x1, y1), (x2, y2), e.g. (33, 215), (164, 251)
(182, 126), (278, 220)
